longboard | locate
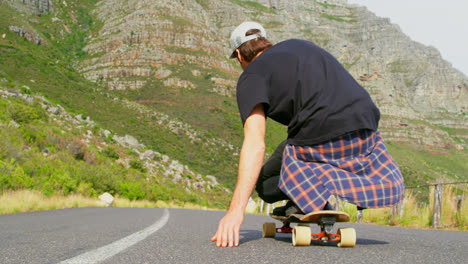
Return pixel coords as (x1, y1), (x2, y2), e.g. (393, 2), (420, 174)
(263, 210), (356, 247)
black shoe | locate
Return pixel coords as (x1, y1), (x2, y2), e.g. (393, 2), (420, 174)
(272, 201), (303, 216)
(323, 202), (335, 211)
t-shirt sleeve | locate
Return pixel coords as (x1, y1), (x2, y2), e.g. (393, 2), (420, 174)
(236, 72), (270, 125)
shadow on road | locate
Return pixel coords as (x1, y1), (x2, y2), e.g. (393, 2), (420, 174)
(239, 230), (263, 244)
(356, 238), (389, 245)
(273, 235), (388, 247)
(237, 229), (389, 247)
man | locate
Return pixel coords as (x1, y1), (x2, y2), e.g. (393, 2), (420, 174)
(211, 21), (404, 248)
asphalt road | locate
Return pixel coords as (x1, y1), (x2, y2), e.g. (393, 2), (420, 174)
(0, 207), (467, 264)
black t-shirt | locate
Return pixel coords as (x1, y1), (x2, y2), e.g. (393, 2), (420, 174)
(236, 39), (380, 146)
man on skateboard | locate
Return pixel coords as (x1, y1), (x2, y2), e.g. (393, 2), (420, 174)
(211, 21), (405, 248)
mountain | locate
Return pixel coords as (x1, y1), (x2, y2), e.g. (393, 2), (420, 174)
(1, 0), (467, 204)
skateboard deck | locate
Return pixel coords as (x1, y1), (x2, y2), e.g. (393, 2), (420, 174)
(263, 210), (356, 247)
(270, 210), (350, 223)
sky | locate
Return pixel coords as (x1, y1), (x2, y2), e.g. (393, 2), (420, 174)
(347, 0), (468, 77)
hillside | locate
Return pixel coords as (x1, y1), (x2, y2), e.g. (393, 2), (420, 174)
(0, 0), (467, 206)
(0, 82), (230, 208)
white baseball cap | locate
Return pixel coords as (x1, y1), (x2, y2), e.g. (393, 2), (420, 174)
(229, 21), (267, 58)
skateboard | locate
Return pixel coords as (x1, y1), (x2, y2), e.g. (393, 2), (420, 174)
(262, 210), (356, 247)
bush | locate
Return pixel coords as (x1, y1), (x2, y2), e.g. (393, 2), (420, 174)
(20, 124), (46, 146)
(120, 182), (146, 200)
(77, 182), (96, 197)
(0, 130), (24, 160)
(129, 159), (146, 172)
(0, 159), (32, 190)
(68, 139), (86, 160)
(148, 183), (170, 201)
(103, 146), (119, 160)
(7, 101), (46, 124)
(71, 163), (121, 195)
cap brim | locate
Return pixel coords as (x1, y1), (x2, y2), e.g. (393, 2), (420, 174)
(229, 50), (237, 59)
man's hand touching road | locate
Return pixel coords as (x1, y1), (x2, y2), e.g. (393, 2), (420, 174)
(210, 209), (244, 247)
(211, 104), (266, 248)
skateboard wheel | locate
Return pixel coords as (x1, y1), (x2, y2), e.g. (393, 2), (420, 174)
(292, 225), (311, 246)
(263, 222), (276, 238)
(337, 228), (356, 248)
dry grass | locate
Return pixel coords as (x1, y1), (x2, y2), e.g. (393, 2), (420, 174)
(2, 188), (466, 231)
(0, 190), (217, 215)
(340, 187), (467, 230)
(253, 186), (467, 231)
(0, 190), (104, 214)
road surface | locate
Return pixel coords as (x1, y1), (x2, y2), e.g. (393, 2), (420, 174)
(0, 207), (466, 263)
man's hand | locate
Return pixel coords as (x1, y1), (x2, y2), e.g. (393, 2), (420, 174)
(211, 210), (244, 247)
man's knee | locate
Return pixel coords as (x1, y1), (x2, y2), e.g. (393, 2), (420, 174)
(255, 181), (275, 203)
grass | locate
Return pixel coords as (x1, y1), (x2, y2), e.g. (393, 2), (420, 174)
(321, 13), (357, 23)
(347, 186), (468, 230)
(0, 189), (105, 214)
(317, 2), (338, 9)
(230, 0), (276, 14)
(0, 189), (218, 215)
(385, 142), (468, 201)
(253, 186), (467, 231)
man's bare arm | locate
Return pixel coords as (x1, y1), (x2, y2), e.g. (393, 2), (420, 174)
(211, 104), (266, 247)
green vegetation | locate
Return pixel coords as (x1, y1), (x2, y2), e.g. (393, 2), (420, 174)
(388, 59), (429, 86)
(321, 13), (357, 23)
(195, 0), (211, 10)
(0, 89), (229, 209)
(300, 30), (331, 47)
(160, 15), (192, 28)
(388, 59), (411, 73)
(230, 0), (276, 14)
(342, 55), (362, 70)
(263, 21), (284, 29)
(438, 126), (468, 144)
(317, 2), (339, 9)
(386, 142), (468, 201)
(0, 1), (241, 189)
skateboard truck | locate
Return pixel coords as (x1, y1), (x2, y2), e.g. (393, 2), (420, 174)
(315, 215), (340, 243)
(273, 215), (341, 243)
(276, 222), (293, 234)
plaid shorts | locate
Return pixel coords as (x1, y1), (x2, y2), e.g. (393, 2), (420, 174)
(279, 130), (405, 213)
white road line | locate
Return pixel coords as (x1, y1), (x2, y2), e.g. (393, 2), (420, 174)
(58, 208), (170, 264)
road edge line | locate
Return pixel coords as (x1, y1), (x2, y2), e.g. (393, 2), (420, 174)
(58, 208), (170, 264)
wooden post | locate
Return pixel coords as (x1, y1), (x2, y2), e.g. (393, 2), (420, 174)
(456, 195), (463, 227)
(266, 204), (271, 214)
(389, 202), (403, 225)
(335, 197), (342, 212)
(356, 209), (363, 223)
(432, 178), (443, 229)
(456, 195), (463, 212)
(328, 195), (342, 211)
(260, 200), (264, 214)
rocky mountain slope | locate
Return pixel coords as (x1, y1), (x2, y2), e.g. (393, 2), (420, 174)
(76, 0), (467, 148)
(1, 0), (467, 200)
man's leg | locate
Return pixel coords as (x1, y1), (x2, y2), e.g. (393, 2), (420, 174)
(255, 140), (289, 203)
